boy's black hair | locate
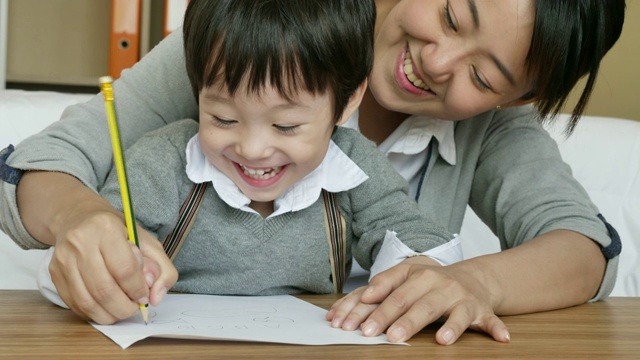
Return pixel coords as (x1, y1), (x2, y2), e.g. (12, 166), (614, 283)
(183, 0), (375, 122)
(526, 0), (626, 134)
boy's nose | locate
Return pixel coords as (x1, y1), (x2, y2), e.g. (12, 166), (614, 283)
(235, 134), (274, 161)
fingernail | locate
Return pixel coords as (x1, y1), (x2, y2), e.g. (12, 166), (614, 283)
(442, 329), (455, 345)
(388, 325), (406, 342)
(343, 319), (357, 331)
(138, 296), (149, 305)
(156, 287), (167, 303)
(504, 330), (511, 342)
(362, 321), (378, 336)
(144, 272), (155, 287)
(326, 309), (335, 319)
(364, 286), (375, 295)
(331, 318), (342, 328)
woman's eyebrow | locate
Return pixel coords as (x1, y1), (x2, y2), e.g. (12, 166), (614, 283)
(491, 54), (516, 86)
(467, 0), (479, 29)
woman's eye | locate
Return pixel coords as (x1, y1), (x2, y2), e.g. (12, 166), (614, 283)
(443, 2), (457, 31)
(472, 67), (491, 92)
(274, 124), (299, 134)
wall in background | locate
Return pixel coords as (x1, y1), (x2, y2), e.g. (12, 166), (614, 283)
(5, 0), (640, 121)
(561, 1), (640, 121)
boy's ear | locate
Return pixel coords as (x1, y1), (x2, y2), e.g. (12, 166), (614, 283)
(336, 80), (368, 126)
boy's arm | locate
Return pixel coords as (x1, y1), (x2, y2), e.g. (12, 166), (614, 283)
(338, 129), (457, 271)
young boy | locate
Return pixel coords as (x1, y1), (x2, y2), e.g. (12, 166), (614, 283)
(39, 0), (461, 318)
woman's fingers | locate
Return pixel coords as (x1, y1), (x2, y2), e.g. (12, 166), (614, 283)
(435, 303), (510, 345)
(361, 271), (445, 341)
(49, 211), (151, 323)
(330, 259), (509, 345)
(327, 287), (366, 325)
(50, 241), (136, 324)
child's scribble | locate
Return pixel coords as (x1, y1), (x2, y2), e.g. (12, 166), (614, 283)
(148, 305), (295, 331)
(91, 294), (397, 349)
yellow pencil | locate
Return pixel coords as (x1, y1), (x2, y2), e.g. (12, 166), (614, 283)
(99, 76), (149, 325)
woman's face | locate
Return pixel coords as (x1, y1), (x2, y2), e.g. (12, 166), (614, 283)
(371, 0), (536, 120)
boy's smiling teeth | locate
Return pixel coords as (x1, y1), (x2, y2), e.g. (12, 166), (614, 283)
(240, 164), (282, 180)
(403, 51), (430, 91)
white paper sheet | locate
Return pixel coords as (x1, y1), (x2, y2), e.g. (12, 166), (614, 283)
(92, 294), (406, 349)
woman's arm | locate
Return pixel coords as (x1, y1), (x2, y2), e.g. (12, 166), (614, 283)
(0, 29), (196, 249)
(0, 31), (192, 322)
(328, 108), (618, 344)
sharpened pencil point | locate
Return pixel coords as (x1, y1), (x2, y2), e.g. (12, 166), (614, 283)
(141, 304), (149, 325)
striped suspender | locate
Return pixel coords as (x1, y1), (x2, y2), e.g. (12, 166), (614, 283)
(321, 190), (347, 294)
(163, 182), (208, 261)
(163, 184), (347, 294)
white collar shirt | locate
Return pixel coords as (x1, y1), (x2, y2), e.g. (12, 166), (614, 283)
(343, 110), (456, 199)
(184, 134), (369, 218)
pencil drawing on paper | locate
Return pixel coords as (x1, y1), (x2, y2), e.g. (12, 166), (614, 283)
(148, 306), (296, 331)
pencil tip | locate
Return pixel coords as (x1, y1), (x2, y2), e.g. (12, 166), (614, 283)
(141, 305), (150, 325)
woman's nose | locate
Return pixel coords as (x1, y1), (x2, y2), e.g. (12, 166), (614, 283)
(420, 42), (464, 84)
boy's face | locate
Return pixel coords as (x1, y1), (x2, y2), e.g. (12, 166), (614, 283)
(198, 82), (341, 204)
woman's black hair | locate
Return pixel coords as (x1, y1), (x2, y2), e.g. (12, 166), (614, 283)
(183, 0), (375, 122)
(525, 0), (626, 134)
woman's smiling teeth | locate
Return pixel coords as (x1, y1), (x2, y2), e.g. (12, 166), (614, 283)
(240, 164), (282, 180)
(403, 51), (430, 91)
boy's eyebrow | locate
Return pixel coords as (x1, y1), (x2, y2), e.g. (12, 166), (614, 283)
(202, 91), (230, 103)
(203, 89), (312, 109)
(467, 0), (516, 86)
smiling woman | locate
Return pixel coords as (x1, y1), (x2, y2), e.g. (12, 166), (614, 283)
(0, 0), (626, 348)
(366, 0), (536, 123)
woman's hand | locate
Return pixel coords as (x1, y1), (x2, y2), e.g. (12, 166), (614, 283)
(326, 256), (510, 345)
(18, 172), (177, 324)
(48, 206), (178, 324)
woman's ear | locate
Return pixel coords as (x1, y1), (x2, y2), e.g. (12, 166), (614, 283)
(498, 92), (536, 109)
(336, 80), (368, 126)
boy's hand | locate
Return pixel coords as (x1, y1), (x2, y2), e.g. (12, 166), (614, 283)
(326, 256), (510, 345)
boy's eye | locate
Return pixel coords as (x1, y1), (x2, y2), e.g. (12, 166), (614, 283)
(212, 116), (236, 127)
(273, 124), (299, 134)
(443, 2), (457, 32)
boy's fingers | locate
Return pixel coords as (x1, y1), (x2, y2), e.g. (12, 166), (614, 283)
(138, 230), (178, 306)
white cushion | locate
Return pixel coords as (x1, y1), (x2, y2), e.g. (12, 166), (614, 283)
(0, 90), (93, 289)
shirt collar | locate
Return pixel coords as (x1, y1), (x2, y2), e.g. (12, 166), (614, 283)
(344, 110), (457, 165)
(184, 134), (369, 217)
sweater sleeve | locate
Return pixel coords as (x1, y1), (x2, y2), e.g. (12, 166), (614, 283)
(334, 129), (454, 270)
(468, 108), (620, 300)
(0, 30), (197, 249)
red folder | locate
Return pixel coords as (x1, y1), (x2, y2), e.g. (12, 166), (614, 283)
(109, 0), (141, 79)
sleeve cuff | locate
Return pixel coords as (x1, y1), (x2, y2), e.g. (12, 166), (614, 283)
(369, 230), (463, 280)
(36, 247), (69, 309)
